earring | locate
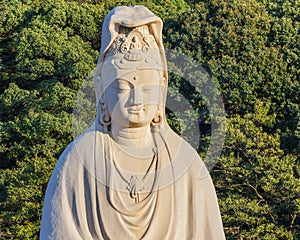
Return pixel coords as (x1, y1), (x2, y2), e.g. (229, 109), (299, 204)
(151, 110), (162, 132)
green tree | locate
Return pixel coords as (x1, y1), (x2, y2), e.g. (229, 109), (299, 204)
(215, 101), (299, 239)
(0, 0), (101, 238)
(164, 1), (299, 238)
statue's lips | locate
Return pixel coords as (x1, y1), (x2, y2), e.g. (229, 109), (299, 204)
(127, 107), (145, 113)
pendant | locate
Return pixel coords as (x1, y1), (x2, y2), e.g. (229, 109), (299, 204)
(126, 176), (144, 203)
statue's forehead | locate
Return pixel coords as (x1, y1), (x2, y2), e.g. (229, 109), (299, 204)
(115, 69), (159, 85)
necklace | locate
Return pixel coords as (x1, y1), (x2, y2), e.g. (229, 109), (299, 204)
(112, 145), (158, 203)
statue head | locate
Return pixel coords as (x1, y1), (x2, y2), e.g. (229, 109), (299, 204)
(94, 6), (168, 133)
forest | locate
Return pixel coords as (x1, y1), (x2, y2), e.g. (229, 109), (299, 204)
(0, 0), (299, 239)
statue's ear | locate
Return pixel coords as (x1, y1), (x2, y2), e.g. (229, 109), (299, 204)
(94, 64), (102, 105)
(98, 93), (111, 132)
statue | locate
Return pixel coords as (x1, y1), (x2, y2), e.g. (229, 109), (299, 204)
(40, 6), (225, 239)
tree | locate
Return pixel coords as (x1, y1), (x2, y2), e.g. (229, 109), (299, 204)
(0, 0), (101, 238)
(215, 101), (299, 239)
(164, 1), (299, 238)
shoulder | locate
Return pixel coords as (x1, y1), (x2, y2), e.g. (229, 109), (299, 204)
(62, 124), (108, 160)
(49, 127), (106, 181)
(161, 126), (199, 161)
(159, 126), (207, 179)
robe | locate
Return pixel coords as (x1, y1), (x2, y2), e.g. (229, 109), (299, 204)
(40, 123), (225, 239)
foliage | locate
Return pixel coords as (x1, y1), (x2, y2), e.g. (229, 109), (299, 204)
(215, 101), (299, 239)
(164, 0), (299, 238)
(0, 0), (299, 239)
(0, 0), (101, 238)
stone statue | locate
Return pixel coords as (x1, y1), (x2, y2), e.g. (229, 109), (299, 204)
(40, 6), (225, 239)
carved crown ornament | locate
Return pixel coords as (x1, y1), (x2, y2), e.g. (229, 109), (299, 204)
(105, 25), (160, 63)
(99, 25), (163, 85)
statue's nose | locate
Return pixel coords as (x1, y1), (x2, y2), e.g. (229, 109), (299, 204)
(132, 88), (142, 106)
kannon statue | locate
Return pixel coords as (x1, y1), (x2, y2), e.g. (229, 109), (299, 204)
(40, 6), (225, 240)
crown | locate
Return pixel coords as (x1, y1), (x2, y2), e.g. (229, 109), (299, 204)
(99, 24), (162, 89)
(105, 25), (159, 62)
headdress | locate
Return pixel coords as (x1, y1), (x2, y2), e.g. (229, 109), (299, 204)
(94, 6), (168, 116)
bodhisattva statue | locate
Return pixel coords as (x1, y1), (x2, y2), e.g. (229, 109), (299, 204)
(40, 6), (225, 240)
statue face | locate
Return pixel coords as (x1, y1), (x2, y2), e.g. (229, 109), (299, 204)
(105, 69), (160, 128)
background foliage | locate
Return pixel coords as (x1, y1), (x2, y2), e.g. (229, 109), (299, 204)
(0, 0), (299, 239)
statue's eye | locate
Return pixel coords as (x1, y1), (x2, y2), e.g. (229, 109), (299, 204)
(114, 84), (131, 93)
(111, 80), (131, 93)
(142, 86), (153, 94)
(142, 84), (159, 94)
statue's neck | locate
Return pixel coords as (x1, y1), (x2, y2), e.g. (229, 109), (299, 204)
(110, 124), (152, 147)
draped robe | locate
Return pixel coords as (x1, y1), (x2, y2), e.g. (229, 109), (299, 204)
(40, 123), (225, 239)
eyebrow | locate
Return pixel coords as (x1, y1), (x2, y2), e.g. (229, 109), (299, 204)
(114, 73), (159, 86)
(111, 80), (133, 90)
